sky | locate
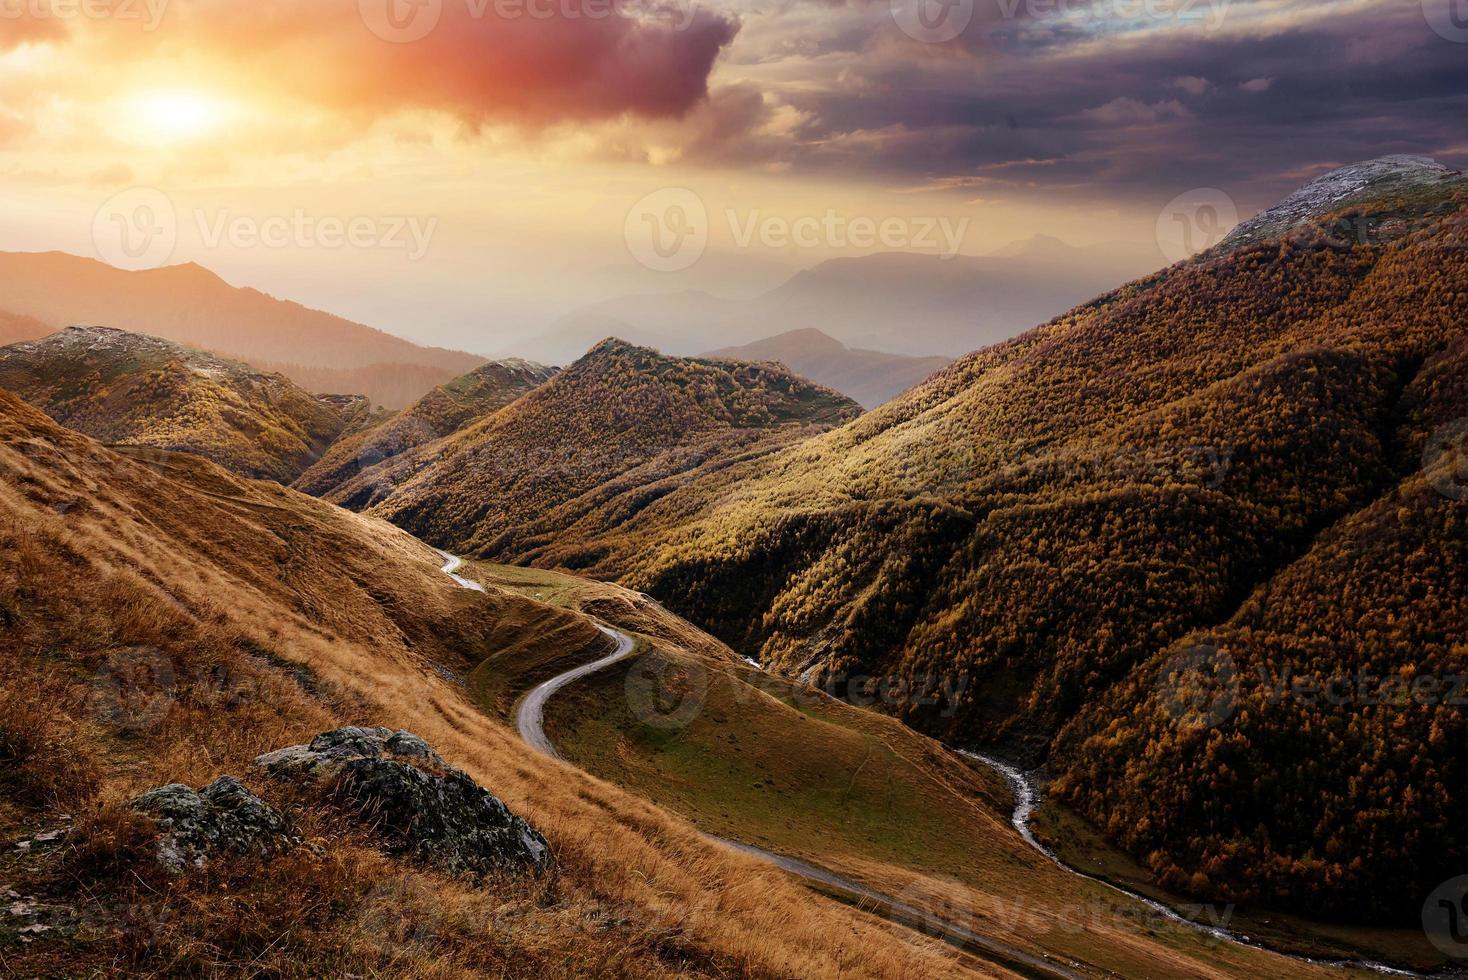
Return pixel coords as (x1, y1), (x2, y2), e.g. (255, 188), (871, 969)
(0, 0), (1464, 354)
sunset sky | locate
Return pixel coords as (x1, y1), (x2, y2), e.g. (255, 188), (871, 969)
(0, 0), (1464, 354)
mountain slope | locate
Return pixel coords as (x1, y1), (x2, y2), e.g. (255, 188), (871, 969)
(0, 388), (979, 979)
(294, 358), (556, 503)
(704, 329), (952, 409)
(515, 159), (1468, 920)
(369, 339), (861, 559)
(0, 252), (486, 407)
(0, 326), (371, 482)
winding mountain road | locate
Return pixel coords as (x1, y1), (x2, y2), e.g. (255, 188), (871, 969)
(436, 550), (486, 592)
(436, 551), (1408, 978)
(508, 618), (1082, 979)
(515, 623), (635, 759)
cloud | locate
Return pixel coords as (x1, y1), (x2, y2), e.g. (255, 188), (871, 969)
(665, 0), (1468, 211)
(1078, 97), (1194, 126)
(7, 0), (1468, 218)
(0, 12), (66, 51)
(56, 0), (741, 127)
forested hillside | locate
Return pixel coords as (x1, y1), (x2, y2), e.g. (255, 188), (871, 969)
(294, 358), (555, 504)
(486, 160), (1468, 919)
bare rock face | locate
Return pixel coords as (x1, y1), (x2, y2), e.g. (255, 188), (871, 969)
(255, 727), (550, 876)
(129, 777), (298, 872)
(1220, 155), (1464, 252)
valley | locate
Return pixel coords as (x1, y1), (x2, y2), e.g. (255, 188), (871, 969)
(3, 0), (1464, 973)
(1, 158), (1465, 978)
(433, 555), (1415, 976)
(0, 391), (992, 977)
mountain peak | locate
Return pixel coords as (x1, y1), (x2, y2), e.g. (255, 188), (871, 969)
(579, 337), (657, 362)
(30, 324), (161, 355)
(764, 327), (845, 350)
(0, 326), (356, 482)
(993, 234), (1074, 258)
(1221, 155), (1464, 251)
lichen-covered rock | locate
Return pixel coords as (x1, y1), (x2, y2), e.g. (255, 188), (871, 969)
(254, 727), (549, 876)
(254, 726), (447, 778)
(129, 777), (298, 872)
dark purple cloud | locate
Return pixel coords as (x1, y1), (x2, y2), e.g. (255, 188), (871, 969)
(737, 0), (1468, 205)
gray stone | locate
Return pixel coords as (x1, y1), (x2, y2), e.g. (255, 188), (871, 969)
(384, 731), (435, 759)
(129, 776), (298, 872)
(254, 728), (549, 877)
(1220, 155), (1463, 253)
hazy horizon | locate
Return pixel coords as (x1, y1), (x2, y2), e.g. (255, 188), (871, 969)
(0, 1), (1463, 357)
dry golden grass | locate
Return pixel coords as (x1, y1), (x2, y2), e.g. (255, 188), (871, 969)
(0, 667), (102, 810)
(0, 389), (1005, 979)
(0, 390), (1377, 977)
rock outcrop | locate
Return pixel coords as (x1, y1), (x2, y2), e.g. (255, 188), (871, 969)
(255, 727), (550, 876)
(1220, 155), (1464, 252)
(129, 777), (298, 872)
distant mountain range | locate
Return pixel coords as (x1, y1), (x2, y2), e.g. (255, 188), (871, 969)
(0, 251), (486, 408)
(0, 326), (372, 482)
(0, 240), (1157, 412)
(703, 329), (951, 409)
(0, 310), (52, 348)
(509, 237), (1162, 365)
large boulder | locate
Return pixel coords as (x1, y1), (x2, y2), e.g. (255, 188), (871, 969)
(129, 777), (298, 872)
(255, 727), (549, 876)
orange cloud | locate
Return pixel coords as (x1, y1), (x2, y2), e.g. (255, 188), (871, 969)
(0, 9), (66, 49)
(46, 0), (740, 126)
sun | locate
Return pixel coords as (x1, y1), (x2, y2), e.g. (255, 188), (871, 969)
(127, 90), (230, 143)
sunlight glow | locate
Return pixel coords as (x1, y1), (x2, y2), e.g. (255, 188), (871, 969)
(127, 90), (230, 143)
